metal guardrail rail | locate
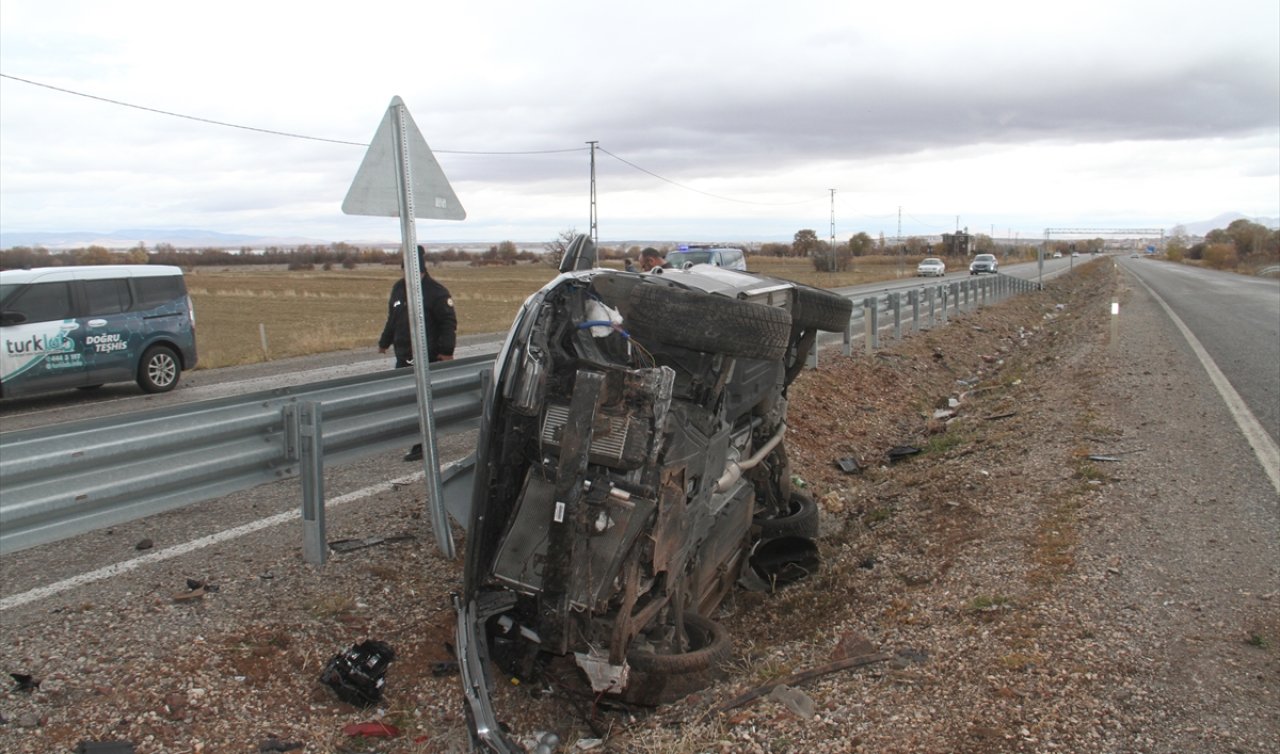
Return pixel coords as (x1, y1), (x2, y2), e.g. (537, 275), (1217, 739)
(0, 273), (1037, 556)
(0, 354), (491, 554)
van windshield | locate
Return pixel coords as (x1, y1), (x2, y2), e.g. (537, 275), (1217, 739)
(667, 251), (713, 266)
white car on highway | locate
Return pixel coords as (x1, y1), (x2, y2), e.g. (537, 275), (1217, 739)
(916, 257), (946, 277)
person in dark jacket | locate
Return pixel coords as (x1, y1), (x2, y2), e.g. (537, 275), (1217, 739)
(378, 245), (457, 460)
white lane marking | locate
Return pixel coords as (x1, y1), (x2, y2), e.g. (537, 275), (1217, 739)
(0, 471), (426, 612)
(1125, 268), (1280, 495)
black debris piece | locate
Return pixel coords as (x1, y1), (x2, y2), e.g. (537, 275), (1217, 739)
(74, 743), (136, 754)
(320, 639), (396, 706)
(328, 534), (415, 553)
(431, 660), (459, 677)
(835, 456), (862, 474)
(886, 446), (921, 463)
(259, 738), (305, 752)
(10, 673), (39, 692)
(185, 578), (220, 592)
(134, 538), (154, 551)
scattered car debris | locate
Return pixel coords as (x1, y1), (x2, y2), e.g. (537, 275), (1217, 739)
(709, 651), (893, 717)
(9, 672), (39, 692)
(835, 456), (862, 474)
(259, 738), (304, 752)
(172, 584), (207, 603)
(768, 684), (816, 719)
(320, 640), (396, 706)
(430, 659), (459, 677)
(328, 534), (415, 553)
(982, 412), (1018, 421)
(186, 578), (219, 592)
(74, 743), (135, 754)
(1088, 455), (1123, 462)
(341, 721), (400, 738)
(886, 445), (922, 462)
(134, 538), (153, 551)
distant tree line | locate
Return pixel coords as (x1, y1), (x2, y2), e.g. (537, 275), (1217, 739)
(1165, 219), (1279, 270)
(0, 241), (547, 271)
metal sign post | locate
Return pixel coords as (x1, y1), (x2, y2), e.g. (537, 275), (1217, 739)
(343, 96), (466, 559)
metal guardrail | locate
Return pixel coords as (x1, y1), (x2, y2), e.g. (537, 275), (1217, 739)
(0, 273), (1037, 556)
(0, 354), (491, 554)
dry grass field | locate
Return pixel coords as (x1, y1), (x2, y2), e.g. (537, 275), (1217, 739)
(186, 255), (951, 369)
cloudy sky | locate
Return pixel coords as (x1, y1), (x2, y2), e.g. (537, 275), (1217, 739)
(1, 0), (1277, 246)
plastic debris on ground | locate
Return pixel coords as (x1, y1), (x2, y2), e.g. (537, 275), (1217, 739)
(320, 639), (396, 706)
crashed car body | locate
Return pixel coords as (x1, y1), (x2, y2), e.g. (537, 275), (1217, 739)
(456, 238), (851, 751)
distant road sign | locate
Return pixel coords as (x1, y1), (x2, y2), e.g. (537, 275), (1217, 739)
(342, 97), (465, 220)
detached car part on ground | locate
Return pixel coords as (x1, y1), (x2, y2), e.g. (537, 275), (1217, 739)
(456, 237), (852, 752)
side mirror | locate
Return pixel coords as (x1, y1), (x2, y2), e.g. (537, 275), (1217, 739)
(0, 310), (27, 326)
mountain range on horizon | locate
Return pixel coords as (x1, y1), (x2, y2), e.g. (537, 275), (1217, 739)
(1, 212), (1276, 252)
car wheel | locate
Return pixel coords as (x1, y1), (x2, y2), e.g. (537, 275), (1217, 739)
(620, 613), (731, 705)
(755, 491), (820, 540)
(137, 345), (181, 393)
(791, 283), (854, 332)
(625, 283), (791, 361)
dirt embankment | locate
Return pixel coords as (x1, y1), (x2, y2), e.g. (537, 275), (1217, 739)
(1, 259), (1275, 754)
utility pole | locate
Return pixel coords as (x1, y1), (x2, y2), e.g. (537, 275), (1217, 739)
(828, 188), (836, 271)
(587, 141), (598, 246)
(897, 205), (903, 276)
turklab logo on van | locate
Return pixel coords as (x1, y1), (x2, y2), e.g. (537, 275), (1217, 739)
(0, 321), (80, 382)
(5, 331), (75, 355)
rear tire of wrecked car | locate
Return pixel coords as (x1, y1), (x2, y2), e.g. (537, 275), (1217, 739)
(625, 284), (791, 362)
(791, 283), (854, 332)
(755, 490), (820, 540)
(620, 613), (731, 705)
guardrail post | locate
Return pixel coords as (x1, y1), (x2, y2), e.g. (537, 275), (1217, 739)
(980, 277), (988, 306)
(843, 310), (854, 356)
(925, 287), (936, 328)
(890, 292), (902, 340)
(863, 296), (878, 353)
(807, 335), (819, 369)
(296, 401), (327, 565)
(948, 283), (958, 320)
(908, 289), (920, 332)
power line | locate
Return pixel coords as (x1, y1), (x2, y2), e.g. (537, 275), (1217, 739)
(0, 73), (586, 154)
(4, 72), (830, 209)
(598, 147), (823, 207)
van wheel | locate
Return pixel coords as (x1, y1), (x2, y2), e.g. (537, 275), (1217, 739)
(792, 283), (854, 332)
(625, 283), (791, 361)
(138, 345), (181, 393)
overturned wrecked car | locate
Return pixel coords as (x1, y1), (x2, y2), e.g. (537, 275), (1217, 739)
(455, 237), (852, 751)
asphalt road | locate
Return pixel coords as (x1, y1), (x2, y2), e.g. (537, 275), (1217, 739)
(1117, 256), (1280, 446)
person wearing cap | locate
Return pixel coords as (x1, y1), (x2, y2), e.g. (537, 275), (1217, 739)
(640, 247), (671, 272)
(378, 245), (457, 461)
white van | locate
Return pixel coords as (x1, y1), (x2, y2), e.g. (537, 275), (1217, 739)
(0, 265), (198, 398)
(665, 245), (748, 271)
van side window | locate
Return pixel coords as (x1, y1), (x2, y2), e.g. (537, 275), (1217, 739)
(133, 276), (185, 309)
(84, 278), (133, 315)
(4, 281), (73, 324)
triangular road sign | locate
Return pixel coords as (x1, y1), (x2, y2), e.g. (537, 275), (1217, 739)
(342, 97), (466, 220)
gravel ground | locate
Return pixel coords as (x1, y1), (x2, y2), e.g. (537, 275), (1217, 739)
(1, 260), (1276, 753)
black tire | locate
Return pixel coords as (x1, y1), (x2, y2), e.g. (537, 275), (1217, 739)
(137, 345), (181, 393)
(621, 613), (731, 705)
(755, 491), (820, 540)
(791, 283), (853, 332)
(624, 283), (791, 362)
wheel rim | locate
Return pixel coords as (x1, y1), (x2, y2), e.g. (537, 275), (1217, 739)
(149, 354), (176, 387)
